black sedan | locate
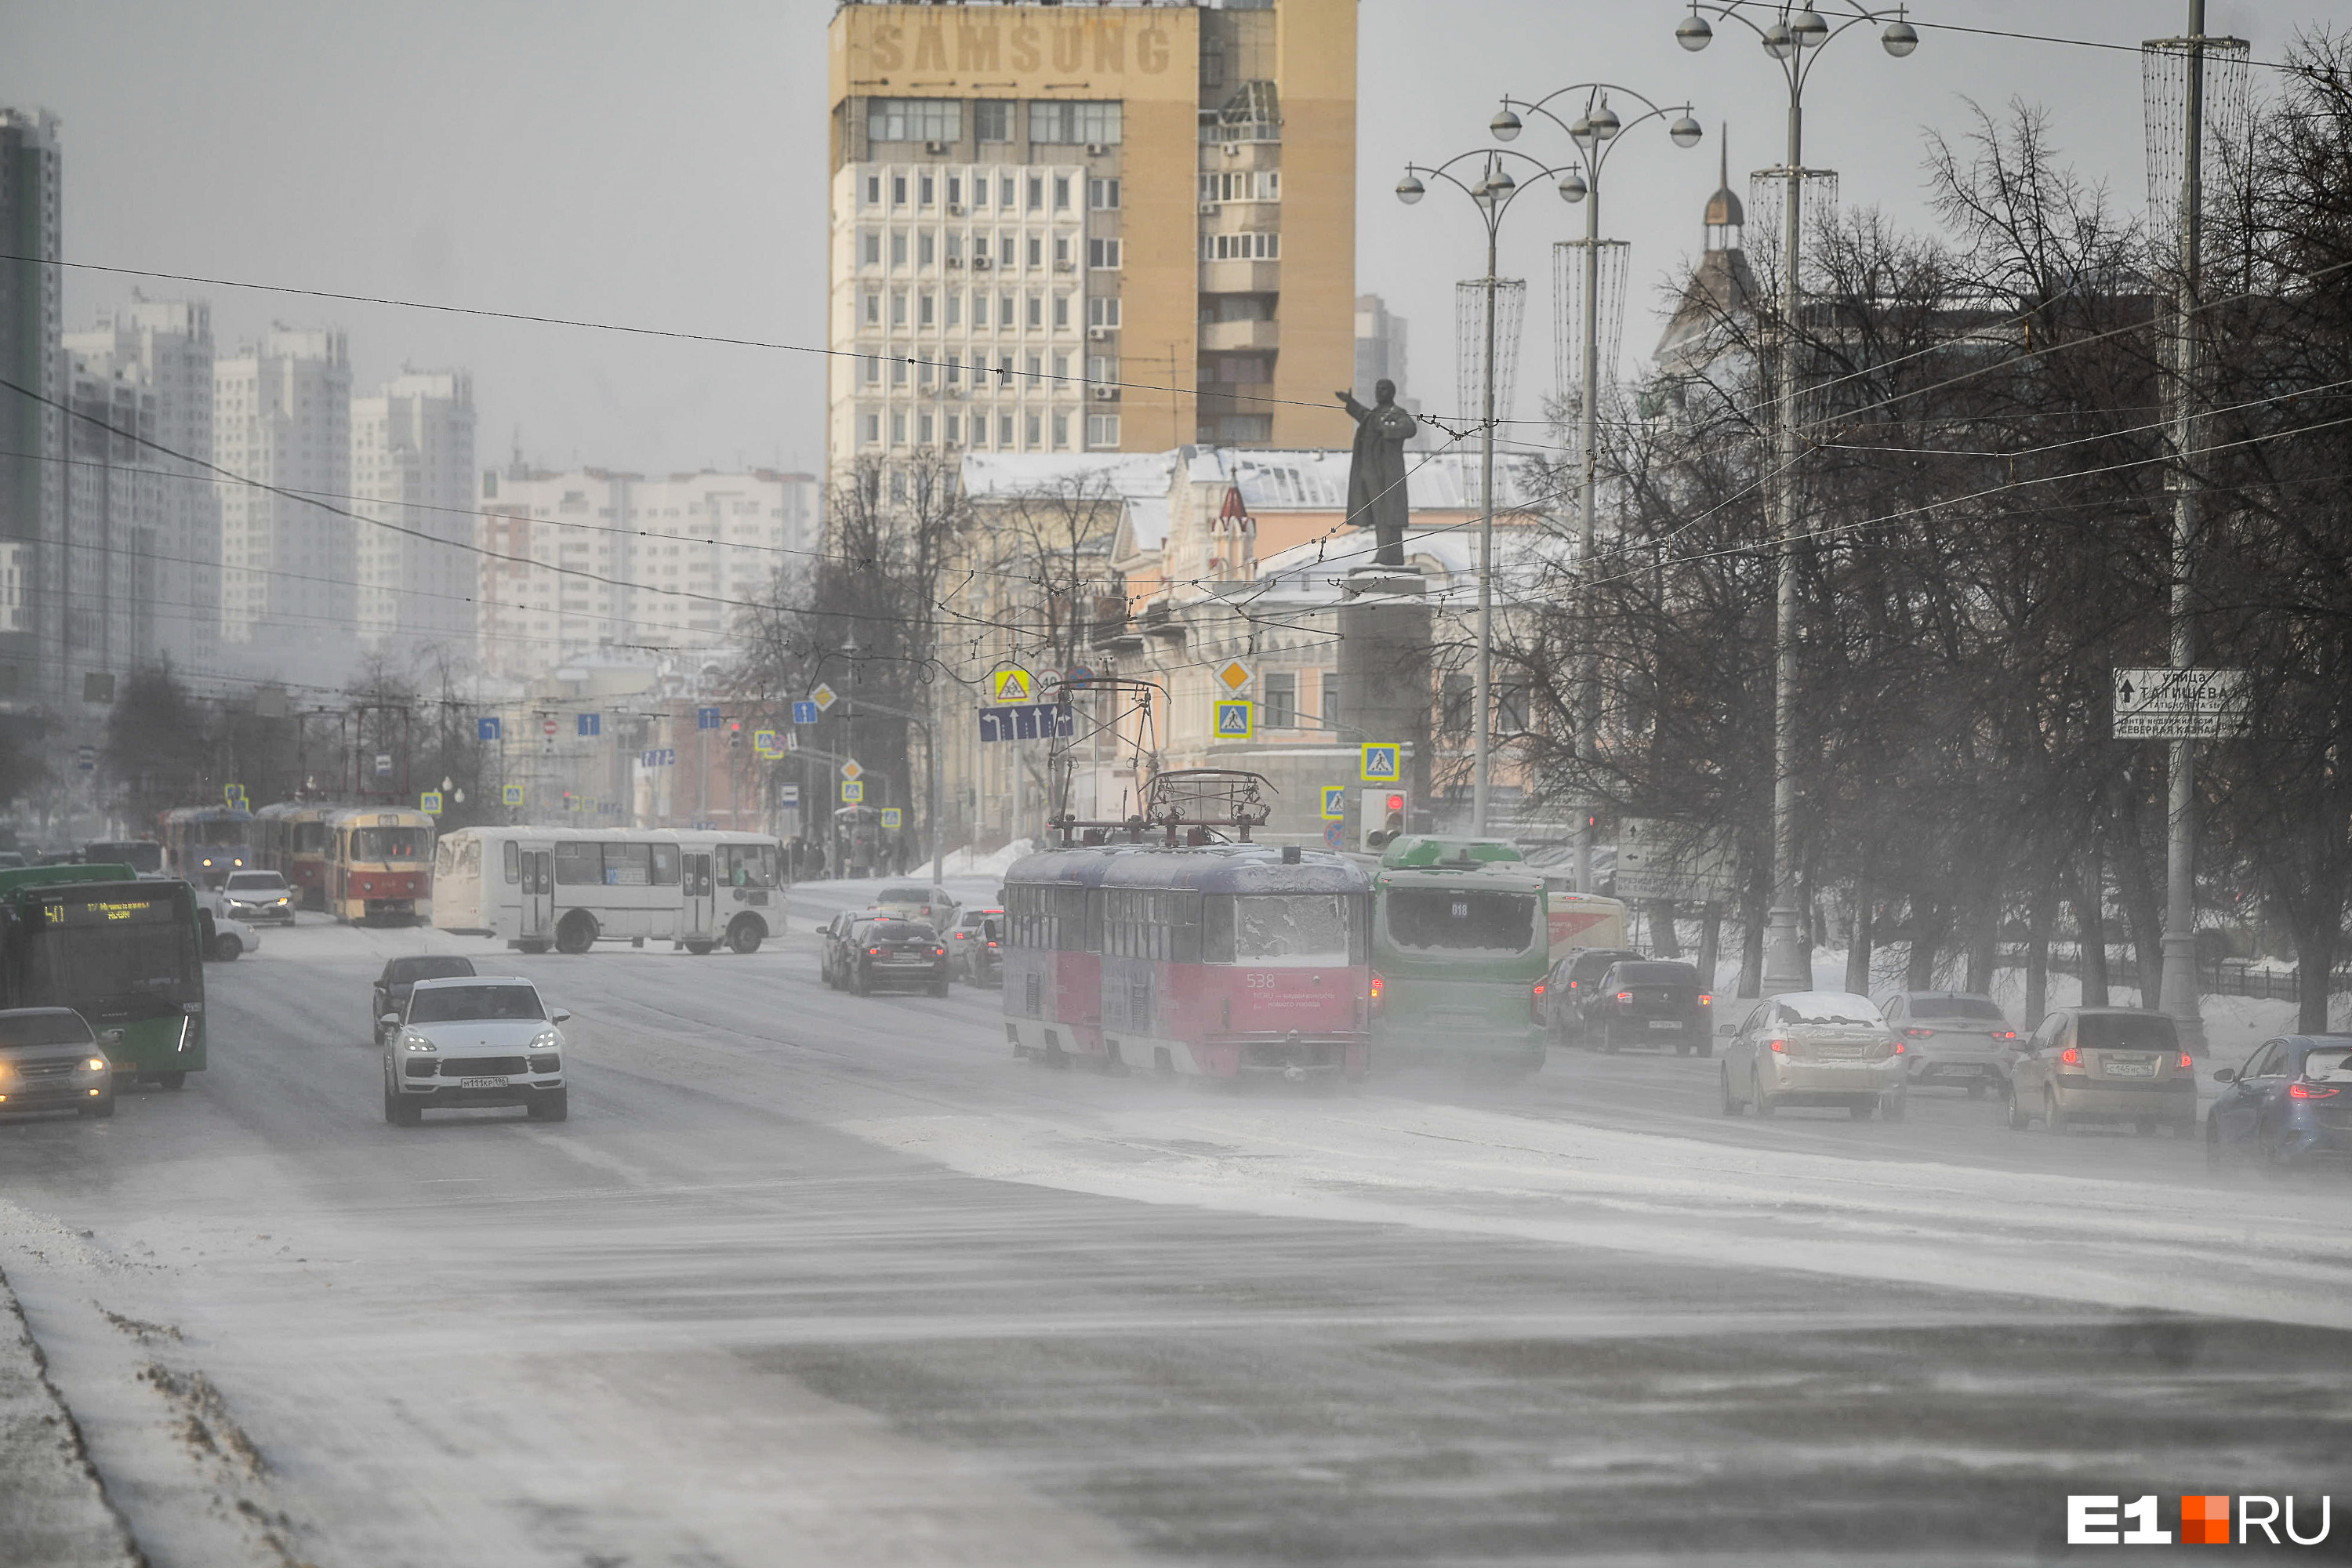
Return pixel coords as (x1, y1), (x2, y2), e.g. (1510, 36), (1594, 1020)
(2208, 1034), (2352, 1173)
(1582, 960), (1713, 1055)
(372, 955), (477, 1044)
(848, 920), (949, 997)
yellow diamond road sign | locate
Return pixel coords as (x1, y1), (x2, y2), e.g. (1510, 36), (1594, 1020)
(840, 759), (863, 781)
(991, 666), (1035, 704)
(810, 683), (838, 712)
(1215, 659), (1254, 694)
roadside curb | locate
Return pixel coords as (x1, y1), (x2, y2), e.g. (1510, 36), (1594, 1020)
(0, 1258), (144, 1568)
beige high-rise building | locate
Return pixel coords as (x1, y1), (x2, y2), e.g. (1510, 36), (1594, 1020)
(825, 0), (1356, 472)
(214, 325), (353, 672)
(353, 369), (476, 651)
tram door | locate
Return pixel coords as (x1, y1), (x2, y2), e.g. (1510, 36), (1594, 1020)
(521, 851), (554, 940)
(683, 854), (714, 941)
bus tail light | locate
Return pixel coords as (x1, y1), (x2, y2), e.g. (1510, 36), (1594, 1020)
(1369, 971), (1385, 1016)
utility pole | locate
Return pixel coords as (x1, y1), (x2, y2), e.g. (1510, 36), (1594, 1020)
(2156, 0), (2214, 1051)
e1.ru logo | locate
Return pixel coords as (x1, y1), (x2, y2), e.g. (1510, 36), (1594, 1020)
(2068, 1495), (2332, 1545)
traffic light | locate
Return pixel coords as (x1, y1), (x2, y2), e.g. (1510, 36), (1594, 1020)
(1360, 789), (1410, 851)
(728, 719), (742, 750)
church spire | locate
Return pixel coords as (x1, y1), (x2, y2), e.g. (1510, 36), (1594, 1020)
(1703, 125), (1744, 252)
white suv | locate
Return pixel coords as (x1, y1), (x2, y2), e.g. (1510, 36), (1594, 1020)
(382, 976), (568, 1127)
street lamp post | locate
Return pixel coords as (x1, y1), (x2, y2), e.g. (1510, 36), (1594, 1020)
(1672, 2), (1918, 993)
(1396, 147), (1576, 837)
(1492, 86), (1701, 894)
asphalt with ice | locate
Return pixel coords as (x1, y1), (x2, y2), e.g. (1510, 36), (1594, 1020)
(2, 913), (2346, 1567)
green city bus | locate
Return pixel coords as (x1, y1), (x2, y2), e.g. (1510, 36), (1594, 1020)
(0, 865), (208, 1088)
(1368, 837), (1552, 1079)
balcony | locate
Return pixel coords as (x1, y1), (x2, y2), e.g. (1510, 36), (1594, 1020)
(1140, 600), (1185, 644)
(1200, 318), (1279, 354)
(1200, 258), (1281, 296)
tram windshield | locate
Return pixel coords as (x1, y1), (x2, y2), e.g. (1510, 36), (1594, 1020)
(1205, 893), (1362, 967)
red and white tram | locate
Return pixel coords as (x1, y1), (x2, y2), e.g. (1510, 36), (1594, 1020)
(1001, 771), (1374, 1082)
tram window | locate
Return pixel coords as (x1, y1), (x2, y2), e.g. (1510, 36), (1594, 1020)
(294, 822), (327, 852)
(553, 841), (601, 885)
(503, 840), (521, 884)
(650, 844), (680, 886)
(1205, 893), (1357, 967)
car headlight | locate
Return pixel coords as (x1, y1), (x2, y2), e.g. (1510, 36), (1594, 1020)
(528, 1029), (561, 1051)
(0, 1062), (13, 1083)
(84, 1056), (108, 1073)
(402, 1033), (437, 1052)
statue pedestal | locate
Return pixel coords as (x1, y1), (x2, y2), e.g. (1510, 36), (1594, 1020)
(1341, 564), (1425, 599)
(1337, 590), (1434, 834)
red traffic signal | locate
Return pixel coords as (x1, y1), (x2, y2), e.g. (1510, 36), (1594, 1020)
(1385, 793), (1405, 811)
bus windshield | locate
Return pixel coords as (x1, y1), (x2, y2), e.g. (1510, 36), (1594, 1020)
(19, 894), (201, 1016)
(1385, 887), (1542, 956)
(1206, 893), (1360, 967)
(352, 828), (428, 861)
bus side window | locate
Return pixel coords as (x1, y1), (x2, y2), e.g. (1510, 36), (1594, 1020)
(650, 844), (679, 886)
(503, 840), (520, 884)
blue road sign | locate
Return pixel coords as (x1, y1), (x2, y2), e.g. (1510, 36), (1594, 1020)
(977, 702), (1075, 742)
(697, 706), (723, 731)
(791, 699), (820, 725)
(1320, 785), (1347, 821)
(477, 716), (502, 742)
(1359, 743), (1401, 782)
(1214, 699), (1254, 739)
(578, 713), (601, 738)
(641, 747), (677, 768)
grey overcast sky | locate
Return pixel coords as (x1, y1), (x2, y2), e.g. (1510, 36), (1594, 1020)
(0, 1), (2326, 474)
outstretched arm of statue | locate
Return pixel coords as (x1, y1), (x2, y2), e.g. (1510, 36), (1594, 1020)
(1337, 390), (1368, 419)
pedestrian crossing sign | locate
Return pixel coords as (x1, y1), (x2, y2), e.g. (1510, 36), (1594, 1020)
(502, 784), (524, 806)
(880, 808), (902, 829)
(991, 666), (1035, 704)
(1214, 699), (1254, 739)
(1320, 785), (1347, 821)
(1359, 743), (1401, 782)
(841, 780), (865, 804)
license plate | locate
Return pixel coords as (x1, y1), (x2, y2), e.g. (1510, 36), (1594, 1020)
(1647, 1019), (1682, 1030)
(459, 1076), (510, 1088)
(2103, 1061), (2156, 1078)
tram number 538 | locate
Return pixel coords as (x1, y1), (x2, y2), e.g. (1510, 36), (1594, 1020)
(1245, 973), (1279, 989)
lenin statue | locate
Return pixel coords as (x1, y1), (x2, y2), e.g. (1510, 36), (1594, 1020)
(1337, 379), (1418, 568)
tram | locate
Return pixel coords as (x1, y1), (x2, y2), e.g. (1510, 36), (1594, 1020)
(322, 806), (435, 924)
(1002, 771), (1374, 1082)
(158, 806), (256, 888)
(253, 800), (336, 909)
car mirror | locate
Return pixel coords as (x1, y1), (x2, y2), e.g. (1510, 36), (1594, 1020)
(2211, 1066), (2237, 1083)
(549, 1009), (572, 1025)
(379, 1013), (401, 1029)
(1716, 1022), (1737, 1036)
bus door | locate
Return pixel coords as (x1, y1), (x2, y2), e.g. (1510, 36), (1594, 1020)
(683, 853), (714, 938)
(521, 850), (554, 940)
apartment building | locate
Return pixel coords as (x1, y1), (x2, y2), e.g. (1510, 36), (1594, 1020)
(825, 0), (1356, 473)
(353, 370), (477, 650)
(214, 325), (354, 672)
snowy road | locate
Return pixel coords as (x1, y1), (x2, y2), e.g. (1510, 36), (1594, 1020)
(2, 918), (2347, 1566)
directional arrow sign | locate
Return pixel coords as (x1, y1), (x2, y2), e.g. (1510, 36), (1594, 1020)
(790, 699), (819, 725)
(810, 683), (838, 712)
(476, 717), (502, 742)
(2113, 666), (2249, 739)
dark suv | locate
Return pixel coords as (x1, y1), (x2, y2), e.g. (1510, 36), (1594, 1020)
(1582, 960), (1712, 1055)
(848, 920), (949, 996)
(372, 955), (478, 1044)
(1541, 948), (1646, 1047)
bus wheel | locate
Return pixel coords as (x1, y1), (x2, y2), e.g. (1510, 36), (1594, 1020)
(726, 918), (764, 956)
(211, 934), (242, 961)
(685, 941), (715, 956)
(555, 913), (598, 954)
(157, 1072), (187, 1092)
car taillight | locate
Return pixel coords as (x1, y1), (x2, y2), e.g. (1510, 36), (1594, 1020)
(1904, 1027), (1934, 1038)
(1767, 1037), (1787, 1053)
(1893, 1040), (1906, 1054)
(2291, 1082), (2341, 1099)
(1530, 981), (1546, 1021)
(1995, 1030), (2018, 1040)
(1698, 993), (1712, 1007)
(2176, 1053), (2194, 1069)
(2060, 1046), (2081, 1065)
(933, 947), (946, 956)
(1370, 972), (1385, 1014)
(1615, 990), (1632, 1004)
(867, 946), (884, 955)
